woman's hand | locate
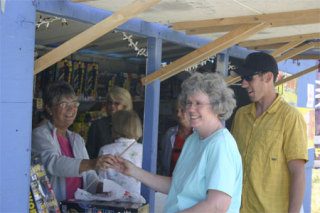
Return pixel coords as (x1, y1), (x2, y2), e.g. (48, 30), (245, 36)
(100, 155), (173, 194)
(95, 154), (114, 170)
(104, 155), (137, 177)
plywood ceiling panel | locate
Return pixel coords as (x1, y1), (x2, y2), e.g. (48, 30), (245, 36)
(78, 0), (320, 43)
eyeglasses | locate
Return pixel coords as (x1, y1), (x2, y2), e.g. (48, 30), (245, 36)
(185, 101), (211, 109)
(56, 101), (80, 109)
(241, 72), (261, 82)
(107, 100), (122, 106)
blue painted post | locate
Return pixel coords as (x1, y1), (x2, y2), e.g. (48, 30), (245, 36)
(141, 37), (162, 212)
(216, 52), (230, 76)
(0, 0), (35, 212)
(304, 149), (315, 213)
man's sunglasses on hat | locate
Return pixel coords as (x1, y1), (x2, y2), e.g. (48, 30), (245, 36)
(241, 72), (261, 82)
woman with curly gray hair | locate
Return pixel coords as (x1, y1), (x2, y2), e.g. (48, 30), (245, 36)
(105, 72), (243, 212)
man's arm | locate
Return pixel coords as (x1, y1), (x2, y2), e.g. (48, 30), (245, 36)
(288, 159), (306, 213)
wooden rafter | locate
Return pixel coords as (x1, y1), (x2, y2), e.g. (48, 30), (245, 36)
(252, 44), (289, 51)
(172, 9), (320, 34)
(227, 42), (319, 85)
(225, 76), (241, 85)
(186, 25), (238, 35)
(271, 39), (306, 57)
(229, 65), (319, 86)
(34, 0), (160, 75)
(239, 33), (320, 47)
(275, 42), (317, 62)
(275, 64), (319, 86)
(141, 22), (270, 85)
(292, 54), (320, 60)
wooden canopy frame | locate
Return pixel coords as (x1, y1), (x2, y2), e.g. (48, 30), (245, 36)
(172, 9), (320, 35)
(239, 33), (320, 48)
(34, 0), (160, 74)
(34, 3), (319, 87)
(142, 9), (319, 85)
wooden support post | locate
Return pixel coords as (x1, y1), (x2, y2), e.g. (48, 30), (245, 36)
(141, 37), (162, 212)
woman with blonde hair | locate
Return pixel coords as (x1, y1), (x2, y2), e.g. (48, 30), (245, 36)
(99, 110), (143, 195)
(86, 86), (133, 158)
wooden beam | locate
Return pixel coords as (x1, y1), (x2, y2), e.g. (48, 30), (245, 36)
(239, 33), (320, 47)
(271, 39), (306, 57)
(226, 58), (319, 86)
(172, 9), (320, 33)
(275, 65), (319, 86)
(225, 41), (319, 86)
(250, 43), (286, 51)
(225, 76), (241, 85)
(141, 22), (270, 85)
(292, 54), (320, 60)
(34, 0), (160, 75)
(186, 25), (238, 35)
(275, 42), (317, 62)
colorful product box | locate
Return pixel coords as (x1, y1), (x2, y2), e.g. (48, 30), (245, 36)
(84, 63), (99, 99)
(72, 61), (86, 96)
(56, 59), (72, 83)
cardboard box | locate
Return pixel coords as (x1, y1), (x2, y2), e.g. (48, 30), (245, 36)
(60, 199), (149, 213)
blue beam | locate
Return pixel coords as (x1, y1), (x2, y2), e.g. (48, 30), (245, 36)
(35, 0), (249, 57)
(303, 148), (315, 213)
(141, 37), (162, 212)
(0, 0), (36, 211)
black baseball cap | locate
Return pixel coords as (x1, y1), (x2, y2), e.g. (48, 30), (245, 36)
(238, 52), (278, 78)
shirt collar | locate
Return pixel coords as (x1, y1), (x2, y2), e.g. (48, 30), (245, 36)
(246, 94), (282, 116)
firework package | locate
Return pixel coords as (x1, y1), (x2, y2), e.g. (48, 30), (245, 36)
(30, 156), (60, 213)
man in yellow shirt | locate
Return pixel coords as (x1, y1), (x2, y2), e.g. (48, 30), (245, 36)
(231, 52), (308, 213)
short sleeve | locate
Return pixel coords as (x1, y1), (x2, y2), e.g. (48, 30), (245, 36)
(283, 111), (308, 162)
(205, 139), (238, 197)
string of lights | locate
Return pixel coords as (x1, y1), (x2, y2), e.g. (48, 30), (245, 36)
(121, 32), (147, 57)
(36, 15), (68, 30)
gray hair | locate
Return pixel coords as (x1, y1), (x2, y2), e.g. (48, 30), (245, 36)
(43, 81), (77, 120)
(180, 72), (236, 121)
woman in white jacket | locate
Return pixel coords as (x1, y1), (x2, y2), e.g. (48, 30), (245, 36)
(32, 81), (109, 202)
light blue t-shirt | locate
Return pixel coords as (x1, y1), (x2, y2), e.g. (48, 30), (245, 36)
(164, 128), (242, 213)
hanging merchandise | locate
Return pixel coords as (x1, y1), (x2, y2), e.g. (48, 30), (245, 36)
(84, 63), (99, 100)
(114, 72), (125, 88)
(72, 61), (86, 96)
(123, 73), (131, 92)
(56, 59), (72, 83)
(30, 156), (60, 213)
(96, 72), (109, 99)
(107, 74), (116, 94)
